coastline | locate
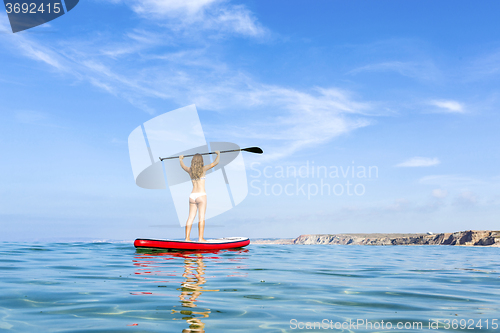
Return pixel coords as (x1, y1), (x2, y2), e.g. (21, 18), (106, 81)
(252, 230), (500, 246)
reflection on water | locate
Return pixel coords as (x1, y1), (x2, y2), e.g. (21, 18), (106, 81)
(133, 249), (248, 332)
(175, 253), (212, 333)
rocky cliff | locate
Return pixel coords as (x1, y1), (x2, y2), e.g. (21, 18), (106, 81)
(292, 230), (500, 246)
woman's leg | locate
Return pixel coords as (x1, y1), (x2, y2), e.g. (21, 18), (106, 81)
(196, 196), (207, 242)
(185, 200), (198, 241)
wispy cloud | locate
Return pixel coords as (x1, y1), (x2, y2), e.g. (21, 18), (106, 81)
(349, 61), (440, 81)
(99, 30), (163, 58)
(210, 86), (373, 160)
(2, 34), (69, 73)
(396, 157), (440, 167)
(130, 0), (220, 16)
(0, 2), (373, 161)
(344, 38), (443, 82)
(0, 15), (73, 73)
(429, 100), (465, 113)
(109, 0), (267, 38)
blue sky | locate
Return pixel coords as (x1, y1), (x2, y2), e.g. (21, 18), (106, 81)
(1, 0), (500, 241)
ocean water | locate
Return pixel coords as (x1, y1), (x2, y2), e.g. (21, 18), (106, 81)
(0, 243), (499, 332)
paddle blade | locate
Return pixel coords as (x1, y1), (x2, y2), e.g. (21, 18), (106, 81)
(242, 147), (263, 154)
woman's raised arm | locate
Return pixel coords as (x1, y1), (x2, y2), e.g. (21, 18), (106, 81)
(179, 155), (190, 173)
(204, 151), (220, 171)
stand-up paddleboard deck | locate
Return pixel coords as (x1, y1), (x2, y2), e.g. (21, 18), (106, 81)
(134, 237), (250, 250)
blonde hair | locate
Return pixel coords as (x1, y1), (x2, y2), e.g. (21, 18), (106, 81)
(190, 154), (204, 180)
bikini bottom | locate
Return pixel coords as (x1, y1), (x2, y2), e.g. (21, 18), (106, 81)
(189, 192), (206, 201)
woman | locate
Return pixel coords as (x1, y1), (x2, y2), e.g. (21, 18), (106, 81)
(179, 151), (220, 242)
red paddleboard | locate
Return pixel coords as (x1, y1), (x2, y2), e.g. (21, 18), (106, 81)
(134, 237), (250, 250)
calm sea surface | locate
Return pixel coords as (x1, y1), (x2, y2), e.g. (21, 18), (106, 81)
(0, 243), (499, 332)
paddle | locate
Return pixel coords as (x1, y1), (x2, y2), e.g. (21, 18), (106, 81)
(159, 147), (263, 161)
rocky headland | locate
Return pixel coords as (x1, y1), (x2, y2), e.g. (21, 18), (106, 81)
(253, 230), (500, 246)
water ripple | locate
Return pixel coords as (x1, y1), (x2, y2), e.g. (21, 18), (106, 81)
(0, 243), (499, 332)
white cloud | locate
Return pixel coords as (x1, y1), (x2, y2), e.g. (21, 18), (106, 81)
(131, 0), (219, 15)
(123, 0), (266, 37)
(0, 22), (372, 161)
(432, 189), (448, 199)
(219, 86), (372, 160)
(429, 100), (465, 113)
(166, 82), (374, 160)
(15, 39), (67, 72)
(216, 5), (265, 36)
(0, 18), (72, 73)
(396, 157), (440, 167)
(0, 1), (373, 161)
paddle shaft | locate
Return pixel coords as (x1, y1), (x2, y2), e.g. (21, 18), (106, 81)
(159, 147), (259, 161)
